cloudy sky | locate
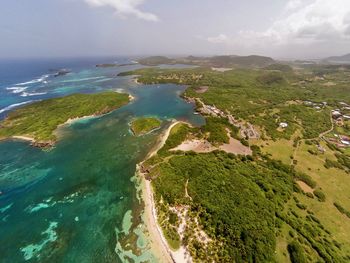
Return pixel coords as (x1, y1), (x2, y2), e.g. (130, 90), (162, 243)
(1, 0), (350, 59)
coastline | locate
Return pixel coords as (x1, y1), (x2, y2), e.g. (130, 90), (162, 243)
(2, 95), (133, 148)
(11, 135), (35, 142)
(137, 121), (180, 263)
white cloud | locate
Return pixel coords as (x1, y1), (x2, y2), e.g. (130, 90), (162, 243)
(286, 0), (303, 11)
(207, 0), (350, 48)
(84, 0), (158, 21)
(207, 34), (228, 44)
(267, 0), (350, 44)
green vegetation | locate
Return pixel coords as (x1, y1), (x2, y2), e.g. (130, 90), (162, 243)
(287, 241), (307, 263)
(137, 55), (275, 68)
(313, 189), (326, 202)
(265, 63), (293, 72)
(138, 56), (176, 66)
(145, 123), (345, 261)
(201, 117), (231, 145)
(130, 117), (162, 136)
(0, 91), (129, 143)
(334, 202), (350, 219)
(132, 62), (350, 262)
(119, 66), (336, 140)
(151, 151), (294, 262)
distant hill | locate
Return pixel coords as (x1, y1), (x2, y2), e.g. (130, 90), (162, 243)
(264, 63), (293, 72)
(194, 55), (275, 68)
(324, 53), (350, 63)
(137, 56), (176, 66)
(138, 55), (275, 68)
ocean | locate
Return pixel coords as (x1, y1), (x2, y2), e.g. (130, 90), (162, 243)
(0, 57), (204, 262)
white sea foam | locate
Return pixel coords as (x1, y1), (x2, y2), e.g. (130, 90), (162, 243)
(59, 76), (104, 83)
(6, 86), (28, 94)
(15, 74), (50, 86)
(20, 92), (47, 97)
(115, 88), (125, 93)
(0, 101), (34, 114)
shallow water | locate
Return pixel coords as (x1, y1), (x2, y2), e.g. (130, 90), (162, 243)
(0, 58), (204, 262)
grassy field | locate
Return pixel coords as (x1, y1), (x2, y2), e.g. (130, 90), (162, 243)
(130, 117), (162, 136)
(0, 91), (129, 144)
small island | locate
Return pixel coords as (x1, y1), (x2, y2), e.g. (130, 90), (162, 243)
(0, 91), (130, 147)
(130, 117), (162, 136)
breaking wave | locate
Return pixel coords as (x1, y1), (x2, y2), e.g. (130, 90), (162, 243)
(6, 86), (28, 94)
(0, 101), (34, 114)
(15, 74), (50, 86)
(20, 92), (47, 97)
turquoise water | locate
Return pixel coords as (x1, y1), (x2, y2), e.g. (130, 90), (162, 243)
(0, 60), (203, 262)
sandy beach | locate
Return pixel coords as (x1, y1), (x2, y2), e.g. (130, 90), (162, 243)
(61, 115), (97, 126)
(139, 121), (192, 263)
(11, 135), (35, 142)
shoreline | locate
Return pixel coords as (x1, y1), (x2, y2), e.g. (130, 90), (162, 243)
(2, 95), (133, 148)
(137, 121), (180, 263)
(3, 115), (98, 148)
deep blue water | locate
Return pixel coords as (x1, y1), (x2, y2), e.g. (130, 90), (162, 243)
(0, 58), (203, 262)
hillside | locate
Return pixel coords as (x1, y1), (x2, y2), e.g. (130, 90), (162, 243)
(324, 53), (350, 63)
(138, 56), (176, 66)
(137, 55), (275, 68)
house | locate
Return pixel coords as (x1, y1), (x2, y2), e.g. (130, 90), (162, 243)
(341, 140), (350, 146)
(279, 122), (288, 128)
(340, 135), (350, 141)
(332, 110), (342, 118)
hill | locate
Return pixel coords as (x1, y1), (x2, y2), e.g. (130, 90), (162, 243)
(324, 53), (350, 63)
(138, 56), (176, 66)
(137, 55), (275, 68)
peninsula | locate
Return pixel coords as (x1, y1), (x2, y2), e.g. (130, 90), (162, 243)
(0, 91), (130, 147)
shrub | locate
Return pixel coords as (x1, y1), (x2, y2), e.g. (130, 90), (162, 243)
(297, 203), (307, 210)
(334, 202), (350, 218)
(314, 189), (326, 202)
(288, 241), (307, 263)
(306, 192), (314, 199)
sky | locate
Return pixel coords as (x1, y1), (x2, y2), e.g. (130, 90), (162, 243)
(1, 0), (350, 59)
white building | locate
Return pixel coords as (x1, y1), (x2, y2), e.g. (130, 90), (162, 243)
(341, 140), (350, 146)
(332, 110), (342, 117)
(279, 122), (288, 128)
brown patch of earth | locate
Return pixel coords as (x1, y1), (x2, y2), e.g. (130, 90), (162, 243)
(195, 86), (209, 94)
(296, 180), (313, 193)
(171, 137), (252, 155)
